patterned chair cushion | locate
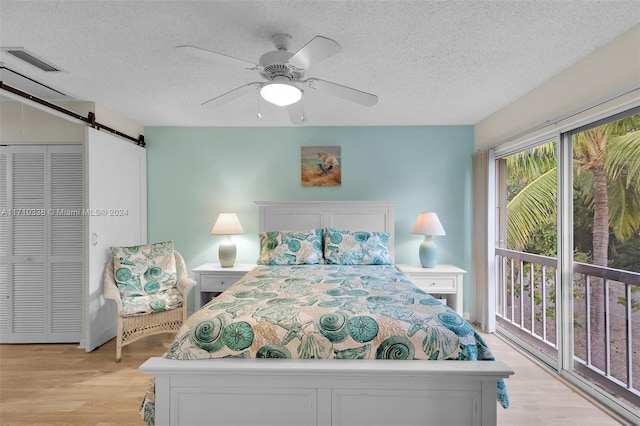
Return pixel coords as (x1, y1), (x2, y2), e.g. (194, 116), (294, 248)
(324, 228), (392, 265)
(257, 228), (324, 265)
(111, 240), (182, 317)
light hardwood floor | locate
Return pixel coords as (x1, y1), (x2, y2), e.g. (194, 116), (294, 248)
(481, 332), (624, 426)
(0, 332), (624, 425)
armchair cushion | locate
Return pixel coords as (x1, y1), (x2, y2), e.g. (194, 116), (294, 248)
(111, 241), (182, 317)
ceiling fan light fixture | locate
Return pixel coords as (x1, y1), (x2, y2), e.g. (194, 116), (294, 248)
(260, 82), (301, 106)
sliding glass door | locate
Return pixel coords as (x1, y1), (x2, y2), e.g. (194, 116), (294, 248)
(494, 108), (640, 422)
(495, 138), (559, 367)
(569, 112), (640, 412)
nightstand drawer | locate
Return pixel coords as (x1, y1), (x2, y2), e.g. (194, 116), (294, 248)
(193, 264), (256, 311)
(200, 273), (241, 292)
(396, 264), (466, 316)
(411, 276), (457, 292)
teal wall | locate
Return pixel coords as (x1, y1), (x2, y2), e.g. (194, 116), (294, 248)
(145, 126), (474, 312)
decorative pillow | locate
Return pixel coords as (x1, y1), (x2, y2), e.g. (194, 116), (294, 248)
(257, 228), (324, 265)
(324, 227), (392, 265)
(110, 240), (181, 317)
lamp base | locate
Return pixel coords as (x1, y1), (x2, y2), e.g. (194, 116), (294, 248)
(218, 237), (237, 268)
(418, 236), (438, 268)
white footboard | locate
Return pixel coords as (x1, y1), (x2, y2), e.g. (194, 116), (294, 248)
(140, 358), (513, 426)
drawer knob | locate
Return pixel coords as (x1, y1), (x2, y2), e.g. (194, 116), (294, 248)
(431, 282), (436, 286)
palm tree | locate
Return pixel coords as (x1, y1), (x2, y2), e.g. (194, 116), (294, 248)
(505, 113), (640, 367)
(505, 141), (557, 253)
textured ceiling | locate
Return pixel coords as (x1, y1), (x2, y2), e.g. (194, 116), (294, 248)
(1, 1), (639, 127)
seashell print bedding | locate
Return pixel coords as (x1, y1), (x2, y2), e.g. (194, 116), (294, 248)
(140, 264), (509, 424)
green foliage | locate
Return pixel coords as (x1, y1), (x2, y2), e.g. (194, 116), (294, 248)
(610, 234), (640, 273)
(525, 221), (557, 257)
(504, 114), (640, 319)
(611, 232), (640, 312)
(617, 292), (640, 311)
(573, 194), (594, 259)
(505, 115), (640, 266)
(507, 172), (557, 252)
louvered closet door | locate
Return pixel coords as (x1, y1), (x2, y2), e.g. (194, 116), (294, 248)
(0, 148), (8, 336)
(48, 145), (82, 341)
(3, 146), (47, 342)
(0, 145), (82, 343)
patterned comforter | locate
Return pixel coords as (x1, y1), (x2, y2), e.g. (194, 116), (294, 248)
(141, 264), (509, 423)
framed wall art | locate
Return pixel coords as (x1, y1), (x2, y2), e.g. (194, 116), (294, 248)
(301, 146), (341, 187)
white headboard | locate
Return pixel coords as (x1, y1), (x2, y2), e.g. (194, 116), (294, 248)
(255, 201), (396, 261)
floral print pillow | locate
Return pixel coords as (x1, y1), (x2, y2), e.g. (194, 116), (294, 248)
(257, 229), (324, 265)
(111, 240), (181, 317)
(324, 228), (392, 265)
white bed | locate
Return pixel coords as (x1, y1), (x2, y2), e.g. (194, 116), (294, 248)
(139, 201), (513, 426)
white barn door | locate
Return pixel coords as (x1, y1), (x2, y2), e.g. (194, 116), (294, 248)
(82, 127), (146, 352)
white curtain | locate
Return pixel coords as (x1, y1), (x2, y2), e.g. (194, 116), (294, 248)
(471, 149), (495, 332)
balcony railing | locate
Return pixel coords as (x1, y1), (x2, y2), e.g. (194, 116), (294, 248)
(495, 247), (639, 408)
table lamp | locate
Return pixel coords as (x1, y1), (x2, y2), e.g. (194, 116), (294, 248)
(411, 212), (446, 268)
(211, 213), (244, 267)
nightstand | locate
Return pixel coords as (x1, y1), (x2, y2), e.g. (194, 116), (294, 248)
(396, 264), (466, 316)
(192, 263), (256, 310)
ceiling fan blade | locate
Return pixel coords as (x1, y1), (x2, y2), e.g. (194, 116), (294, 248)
(304, 78), (378, 107)
(288, 36), (341, 70)
(285, 100), (306, 125)
(176, 45), (257, 68)
(202, 83), (260, 109)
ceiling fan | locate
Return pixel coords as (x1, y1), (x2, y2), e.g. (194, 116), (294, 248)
(177, 33), (378, 124)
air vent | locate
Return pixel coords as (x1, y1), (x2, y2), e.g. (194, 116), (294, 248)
(3, 48), (61, 72)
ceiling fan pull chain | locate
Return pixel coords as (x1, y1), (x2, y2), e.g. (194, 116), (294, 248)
(256, 90), (262, 118)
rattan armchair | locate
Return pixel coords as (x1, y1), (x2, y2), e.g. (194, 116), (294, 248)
(103, 251), (196, 362)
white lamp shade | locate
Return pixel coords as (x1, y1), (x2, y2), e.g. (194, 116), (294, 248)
(260, 81), (302, 106)
(211, 213), (244, 235)
(411, 212), (446, 236)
